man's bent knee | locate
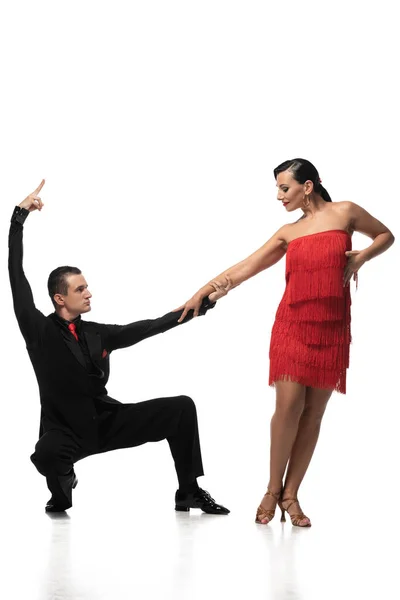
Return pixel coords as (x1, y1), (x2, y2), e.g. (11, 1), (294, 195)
(30, 446), (58, 475)
(30, 437), (68, 475)
(177, 395), (196, 410)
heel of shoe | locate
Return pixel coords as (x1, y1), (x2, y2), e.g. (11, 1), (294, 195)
(72, 478), (78, 490)
(175, 505), (190, 512)
(280, 496), (311, 527)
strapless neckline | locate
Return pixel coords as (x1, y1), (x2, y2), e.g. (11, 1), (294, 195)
(287, 229), (351, 246)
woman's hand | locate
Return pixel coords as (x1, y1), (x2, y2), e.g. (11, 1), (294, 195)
(344, 250), (366, 286)
(208, 276), (232, 302)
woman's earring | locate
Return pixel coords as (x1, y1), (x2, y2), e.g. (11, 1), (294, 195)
(303, 194), (311, 208)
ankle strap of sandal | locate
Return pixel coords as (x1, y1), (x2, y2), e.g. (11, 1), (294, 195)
(265, 488), (281, 501)
(281, 497), (298, 511)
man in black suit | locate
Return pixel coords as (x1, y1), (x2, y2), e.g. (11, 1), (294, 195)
(9, 180), (230, 515)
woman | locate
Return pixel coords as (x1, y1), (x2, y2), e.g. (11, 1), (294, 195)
(178, 158), (395, 527)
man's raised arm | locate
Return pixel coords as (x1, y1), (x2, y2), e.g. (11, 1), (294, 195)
(8, 180), (46, 343)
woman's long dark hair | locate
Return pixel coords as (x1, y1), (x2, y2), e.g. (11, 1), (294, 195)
(273, 158), (332, 202)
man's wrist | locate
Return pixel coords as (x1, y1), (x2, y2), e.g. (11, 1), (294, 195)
(199, 296), (216, 313)
(11, 206), (29, 225)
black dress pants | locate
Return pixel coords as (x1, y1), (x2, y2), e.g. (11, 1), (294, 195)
(30, 395), (204, 508)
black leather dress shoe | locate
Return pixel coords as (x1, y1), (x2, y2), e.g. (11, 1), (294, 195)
(45, 473), (78, 513)
(175, 488), (230, 515)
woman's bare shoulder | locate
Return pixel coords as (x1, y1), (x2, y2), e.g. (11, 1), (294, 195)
(275, 222), (301, 246)
(331, 201), (361, 228)
(331, 200), (357, 213)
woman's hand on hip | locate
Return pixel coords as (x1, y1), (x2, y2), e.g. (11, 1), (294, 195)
(344, 250), (366, 286)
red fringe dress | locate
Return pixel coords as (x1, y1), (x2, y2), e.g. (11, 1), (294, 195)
(269, 229), (352, 394)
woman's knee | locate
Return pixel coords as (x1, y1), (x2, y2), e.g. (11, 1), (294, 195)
(275, 397), (305, 422)
(301, 403), (327, 427)
(304, 387), (331, 415)
(302, 390), (330, 425)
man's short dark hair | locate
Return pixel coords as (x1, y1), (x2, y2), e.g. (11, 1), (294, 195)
(48, 266), (82, 308)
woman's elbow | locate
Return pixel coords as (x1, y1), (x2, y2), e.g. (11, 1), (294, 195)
(385, 230), (395, 246)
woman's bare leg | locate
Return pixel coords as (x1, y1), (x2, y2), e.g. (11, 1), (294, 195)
(282, 386), (332, 524)
(257, 381), (306, 522)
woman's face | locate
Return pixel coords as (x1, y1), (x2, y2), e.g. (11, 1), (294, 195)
(276, 170), (310, 212)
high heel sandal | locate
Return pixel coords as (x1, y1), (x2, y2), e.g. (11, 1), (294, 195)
(279, 496), (311, 527)
(255, 489), (281, 524)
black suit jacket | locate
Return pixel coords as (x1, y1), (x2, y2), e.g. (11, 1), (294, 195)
(8, 208), (215, 445)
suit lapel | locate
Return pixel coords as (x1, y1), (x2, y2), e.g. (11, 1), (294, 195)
(48, 313), (87, 370)
(67, 340), (87, 369)
(48, 314), (105, 375)
(83, 327), (105, 378)
(83, 328), (102, 362)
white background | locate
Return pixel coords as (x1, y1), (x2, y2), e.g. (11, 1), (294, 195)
(1, 2), (399, 599)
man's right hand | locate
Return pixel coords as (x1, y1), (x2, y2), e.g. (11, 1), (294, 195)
(175, 293), (204, 322)
(19, 179), (45, 212)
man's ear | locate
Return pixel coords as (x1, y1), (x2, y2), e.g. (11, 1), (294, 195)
(53, 293), (64, 307)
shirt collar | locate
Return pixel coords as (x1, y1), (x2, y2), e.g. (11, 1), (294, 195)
(53, 312), (82, 332)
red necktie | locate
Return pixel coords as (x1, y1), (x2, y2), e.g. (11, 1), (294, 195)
(68, 322), (79, 342)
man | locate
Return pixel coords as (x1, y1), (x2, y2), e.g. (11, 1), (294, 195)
(9, 180), (231, 514)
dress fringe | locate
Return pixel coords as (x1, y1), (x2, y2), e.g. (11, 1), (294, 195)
(269, 230), (352, 395)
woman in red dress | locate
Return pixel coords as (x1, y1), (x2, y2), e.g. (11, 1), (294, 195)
(178, 158), (395, 526)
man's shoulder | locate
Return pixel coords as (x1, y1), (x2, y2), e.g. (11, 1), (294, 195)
(46, 312), (58, 324)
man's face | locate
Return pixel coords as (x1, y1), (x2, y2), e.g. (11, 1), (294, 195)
(56, 274), (92, 316)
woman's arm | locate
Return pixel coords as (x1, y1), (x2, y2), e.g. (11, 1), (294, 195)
(349, 202), (395, 260)
(343, 202), (395, 285)
(178, 226), (288, 322)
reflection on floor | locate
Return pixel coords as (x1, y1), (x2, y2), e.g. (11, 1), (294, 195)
(2, 485), (398, 600)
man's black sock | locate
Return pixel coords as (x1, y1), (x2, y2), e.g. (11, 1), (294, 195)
(178, 480), (200, 494)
